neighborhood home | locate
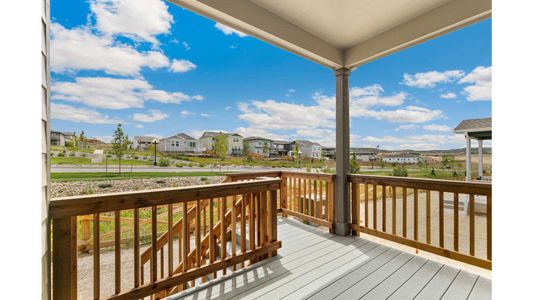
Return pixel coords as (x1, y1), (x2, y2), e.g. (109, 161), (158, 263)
(351, 148), (379, 162)
(244, 136), (274, 157)
(382, 153), (420, 164)
(289, 140), (322, 159)
(50, 130), (66, 146)
(322, 147), (336, 159)
(200, 131), (244, 155)
(132, 136), (157, 151)
(272, 140), (291, 156)
(159, 133), (204, 153)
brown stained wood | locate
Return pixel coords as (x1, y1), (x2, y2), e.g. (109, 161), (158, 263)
(94, 214), (100, 299)
(208, 199), (215, 278)
(181, 202), (189, 274)
(151, 206), (157, 283)
(454, 192), (459, 251)
(281, 171), (335, 182)
(364, 183), (369, 228)
(167, 205), (173, 279)
(414, 188), (418, 241)
(114, 211), (121, 294)
(403, 187), (407, 238)
(382, 185), (386, 232)
(426, 190), (431, 245)
(250, 194), (256, 251)
(392, 186), (397, 235)
(107, 241), (282, 300)
(352, 182), (360, 236)
(268, 190), (278, 257)
(133, 208), (141, 287)
(231, 196), (237, 271)
(487, 194), (492, 260)
(240, 194), (246, 268)
(351, 224), (491, 270)
(314, 180), (318, 218)
(330, 177), (336, 230)
(303, 179), (308, 215)
(373, 184), (377, 230)
(281, 209), (332, 228)
(319, 180), (324, 220)
(439, 191), (444, 248)
(50, 179), (281, 218)
(196, 200), (201, 269)
(469, 194), (475, 256)
(281, 178), (287, 217)
(52, 216), (77, 300)
(297, 178), (301, 213)
(325, 181), (329, 222)
(160, 247), (164, 279)
(221, 197), (227, 275)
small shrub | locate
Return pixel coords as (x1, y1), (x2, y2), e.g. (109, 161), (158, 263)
(158, 158), (170, 167)
(155, 180), (166, 184)
(81, 153), (87, 157)
(175, 163), (184, 168)
(200, 177), (208, 182)
(392, 165), (408, 177)
(430, 168), (436, 176)
(306, 165), (311, 172)
(199, 163), (205, 167)
(97, 183), (113, 189)
(57, 152), (65, 157)
(134, 156), (139, 160)
(68, 152), (75, 157)
(188, 163), (195, 167)
(453, 170), (458, 177)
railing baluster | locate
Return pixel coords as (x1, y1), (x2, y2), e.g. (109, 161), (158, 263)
(231, 195), (237, 271)
(325, 181), (330, 222)
(268, 189), (278, 257)
(373, 184), (377, 230)
(167, 204), (173, 279)
(392, 186), (397, 235)
(250, 193), (256, 251)
(240, 194), (246, 268)
(402, 187), (407, 238)
(221, 196), (227, 275)
(469, 194), (475, 256)
(454, 192), (459, 251)
(414, 188), (418, 241)
(133, 209), (139, 288)
(487, 194), (492, 260)
(319, 180), (324, 220)
(208, 198), (215, 278)
(160, 247), (164, 279)
(303, 179), (308, 215)
(439, 191), (444, 248)
(181, 202), (188, 277)
(426, 190), (431, 245)
(297, 178), (301, 213)
(94, 213), (100, 299)
(352, 182), (360, 236)
(314, 180), (318, 218)
(196, 200), (201, 270)
(114, 211), (121, 294)
(382, 185), (386, 232)
(364, 183), (369, 228)
(151, 206), (157, 283)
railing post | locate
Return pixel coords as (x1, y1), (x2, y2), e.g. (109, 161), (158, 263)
(268, 189), (278, 257)
(52, 217), (77, 300)
(351, 180), (360, 236)
(281, 176), (288, 218)
(79, 215), (91, 252)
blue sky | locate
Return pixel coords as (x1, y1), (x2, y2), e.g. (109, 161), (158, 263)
(50, 0), (491, 150)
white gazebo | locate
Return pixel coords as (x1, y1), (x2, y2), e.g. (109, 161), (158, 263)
(454, 117), (492, 181)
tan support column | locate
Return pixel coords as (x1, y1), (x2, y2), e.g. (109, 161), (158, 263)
(334, 67), (351, 236)
(478, 139), (483, 179)
(465, 134), (472, 181)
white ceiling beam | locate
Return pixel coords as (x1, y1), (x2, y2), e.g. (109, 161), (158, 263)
(344, 0), (491, 68)
(168, 0), (343, 69)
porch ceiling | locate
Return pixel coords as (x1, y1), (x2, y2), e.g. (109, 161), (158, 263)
(169, 0), (491, 69)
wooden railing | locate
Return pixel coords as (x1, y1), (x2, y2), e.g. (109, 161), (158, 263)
(50, 178), (281, 300)
(348, 174), (492, 269)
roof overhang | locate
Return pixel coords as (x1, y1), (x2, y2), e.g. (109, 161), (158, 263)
(168, 0), (491, 69)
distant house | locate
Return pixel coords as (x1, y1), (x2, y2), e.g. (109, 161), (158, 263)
(272, 140), (291, 157)
(351, 148), (379, 162)
(50, 131), (66, 146)
(289, 140), (322, 159)
(322, 147), (336, 159)
(199, 131), (243, 155)
(132, 136), (157, 151)
(244, 137), (274, 157)
(382, 153), (420, 164)
(159, 133), (204, 153)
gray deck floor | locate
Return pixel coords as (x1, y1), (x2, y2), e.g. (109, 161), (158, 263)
(169, 218), (491, 300)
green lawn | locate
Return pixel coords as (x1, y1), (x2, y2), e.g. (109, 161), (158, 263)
(358, 168), (464, 180)
(51, 156), (154, 165)
(51, 171), (227, 182)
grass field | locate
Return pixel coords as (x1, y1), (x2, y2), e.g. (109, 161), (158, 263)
(51, 171), (227, 181)
(51, 156), (155, 166)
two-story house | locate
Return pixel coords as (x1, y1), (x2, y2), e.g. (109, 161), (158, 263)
(199, 131), (243, 155)
(351, 147), (379, 162)
(244, 137), (274, 157)
(132, 136), (158, 151)
(50, 131), (66, 146)
(289, 140), (322, 159)
(159, 133), (204, 153)
(272, 140), (290, 157)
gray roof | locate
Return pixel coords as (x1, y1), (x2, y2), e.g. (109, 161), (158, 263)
(176, 133), (195, 140)
(134, 136), (157, 143)
(272, 140), (290, 145)
(244, 136), (272, 142)
(293, 140), (321, 147)
(351, 147), (379, 154)
(454, 117), (492, 133)
(200, 131), (242, 138)
(383, 153), (420, 158)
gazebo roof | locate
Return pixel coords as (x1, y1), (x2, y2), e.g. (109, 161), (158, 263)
(454, 117), (492, 140)
(170, 0), (491, 69)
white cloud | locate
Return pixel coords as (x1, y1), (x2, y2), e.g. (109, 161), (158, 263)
(50, 23), (169, 76)
(95, 136), (113, 143)
(403, 70), (464, 88)
(90, 0), (173, 44)
(351, 106), (444, 123)
(350, 85), (407, 107)
(52, 77), (203, 109)
(234, 127), (288, 141)
(440, 92), (457, 99)
(459, 66), (492, 101)
(225, 106), (232, 111)
(170, 59), (197, 73)
(214, 22), (248, 37)
(395, 124), (418, 131)
(134, 124), (144, 128)
(422, 124), (451, 132)
(363, 134), (464, 150)
(200, 113), (211, 118)
(51, 103), (120, 124)
(180, 110), (194, 117)
(132, 110), (168, 122)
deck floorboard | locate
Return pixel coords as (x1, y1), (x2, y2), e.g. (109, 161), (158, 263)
(169, 217), (491, 300)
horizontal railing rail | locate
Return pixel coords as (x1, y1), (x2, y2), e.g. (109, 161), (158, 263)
(50, 178), (281, 300)
(348, 174), (491, 269)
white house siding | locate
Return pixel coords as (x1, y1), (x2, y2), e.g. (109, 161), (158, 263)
(160, 137), (203, 153)
(228, 135), (243, 155)
(383, 156), (420, 164)
(245, 139), (272, 157)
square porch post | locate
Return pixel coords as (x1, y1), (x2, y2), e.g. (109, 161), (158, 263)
(478, 139), (483, 179)
(465, 134), (472, 181)
(334, 67), (351, 236)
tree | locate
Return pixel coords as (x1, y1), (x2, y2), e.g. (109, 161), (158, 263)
(350, 153), (360, 173)
(111, 124), (129, 175)
(442, 155), (455, 169)
(293, 143), (300, 167)
(243, 141), (253, 162)
(262, 141), (269, 157)
(79, 130), (87, 149)
(214, 134), (228, 161)
(392, 165), (408, 177)
(66, 131), (77, 149)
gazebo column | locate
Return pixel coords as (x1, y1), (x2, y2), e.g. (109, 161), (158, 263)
(478, 139), (483, 179)
(465, 134), (472, 181)
(334, 67), (351, 236)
